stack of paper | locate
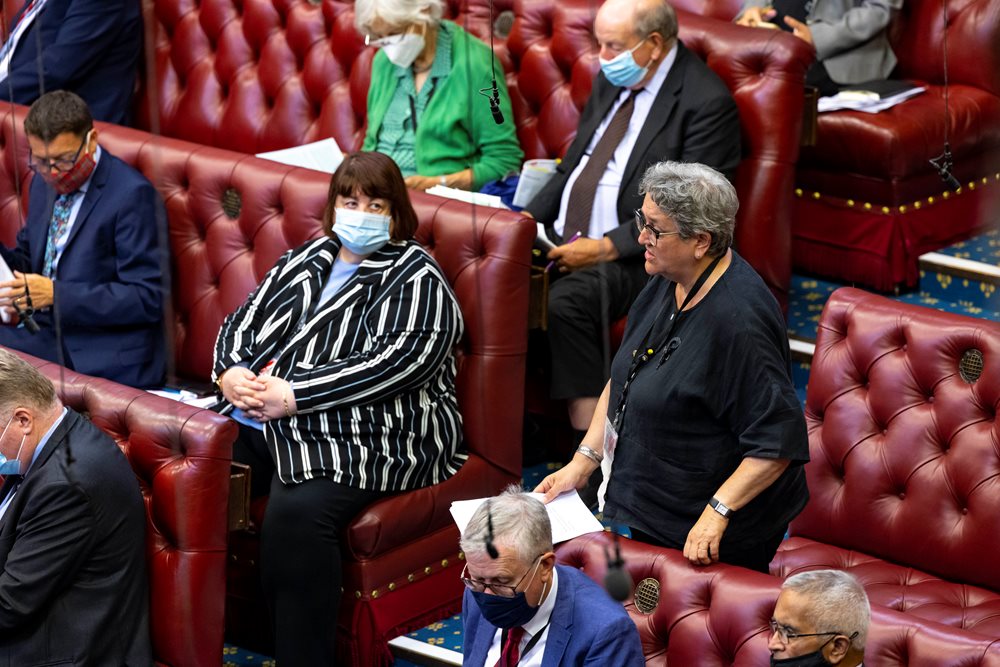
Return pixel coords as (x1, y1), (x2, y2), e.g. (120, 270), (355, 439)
(256, 137), (344, 173)
(450, 491), (604, 544)
(425, 185), (507, 209)
(819, 82), (925, 114)
(513, 159), (559, 208)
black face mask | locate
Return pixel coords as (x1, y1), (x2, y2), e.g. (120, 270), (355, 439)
(770, 650), (831, 667)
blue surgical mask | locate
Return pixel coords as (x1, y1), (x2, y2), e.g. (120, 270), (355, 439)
(334, 208), (392, 255)
(0, 415), (26, 476)
(599, 38), (650, 88)
(470, 560), (546, 629)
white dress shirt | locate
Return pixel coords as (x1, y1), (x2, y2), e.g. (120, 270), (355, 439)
(0, 0), (49, 82)
(484, 567), (560, 667)
(0, 406), (67, 522)
(554, 43), (678, 239)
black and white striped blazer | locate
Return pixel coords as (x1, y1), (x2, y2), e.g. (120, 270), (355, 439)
(213, 236), (467, 491)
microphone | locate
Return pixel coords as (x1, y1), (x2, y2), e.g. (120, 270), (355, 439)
(929, 143), (961, 191)
(13, 275), (40, 334)
(484, 500), (499, 558)
(603, 531), (632, 602)
(493, 10), (515, 40)
(489, 80), (505, 125)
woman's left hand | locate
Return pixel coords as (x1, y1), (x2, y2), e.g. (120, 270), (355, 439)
(683, 505), (729, 566)
(244, 376), (297, 422)
(405, 170), (473, 191)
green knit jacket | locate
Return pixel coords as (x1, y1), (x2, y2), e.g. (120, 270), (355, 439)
(362, 21), (523, 190)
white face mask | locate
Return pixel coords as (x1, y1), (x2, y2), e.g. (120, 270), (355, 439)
(373, 32), (426, 69)
(334, 208), (392, 255)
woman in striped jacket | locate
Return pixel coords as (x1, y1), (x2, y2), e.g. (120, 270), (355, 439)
(213, 151), (466, 666)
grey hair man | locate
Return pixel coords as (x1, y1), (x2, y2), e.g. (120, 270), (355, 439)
(769, 570), (871, 666)
(460, 485), (644, 666)
(0, 347), (151, 664)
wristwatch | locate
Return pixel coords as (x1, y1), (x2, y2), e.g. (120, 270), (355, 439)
(709, 496), (733, 518)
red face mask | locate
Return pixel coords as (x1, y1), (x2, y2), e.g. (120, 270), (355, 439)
(49, 146), (96, 195)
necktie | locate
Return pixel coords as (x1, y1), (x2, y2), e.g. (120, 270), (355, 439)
(43, 193), (76, 278)
(496, 626), (525, 667)
(563, 89), (641, 240)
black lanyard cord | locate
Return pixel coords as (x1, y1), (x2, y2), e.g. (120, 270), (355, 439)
(499, 621), (551, 665)
(612, 252), (725, 430)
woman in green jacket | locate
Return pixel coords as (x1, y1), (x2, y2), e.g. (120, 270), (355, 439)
(356, 0), (523, 191)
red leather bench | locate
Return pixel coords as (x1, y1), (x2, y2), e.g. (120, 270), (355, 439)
(0, 103), (534, 665)
(558, 531), (1000, 666)
(139, 0), (811, 307)
(770, 287), (1000, 638)
(2, 350), (236, 667)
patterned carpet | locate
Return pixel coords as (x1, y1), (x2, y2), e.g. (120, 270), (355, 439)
(224, 230), (996, 666)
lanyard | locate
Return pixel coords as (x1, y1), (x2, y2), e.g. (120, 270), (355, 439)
(612, 252), (724, 431)
(499, 621), (551, 666)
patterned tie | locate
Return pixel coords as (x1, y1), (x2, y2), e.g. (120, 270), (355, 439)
(496, 626), (525, 667)
(563, 89), (641, 240)
(43, 193), (75, 278)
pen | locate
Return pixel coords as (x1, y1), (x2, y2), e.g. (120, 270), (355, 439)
(546, 231), (583, 272)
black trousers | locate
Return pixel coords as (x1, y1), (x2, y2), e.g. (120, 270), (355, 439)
(234, 425), (386, 666)
(547, 259), (649, 400)
(630, 525), (787, 574)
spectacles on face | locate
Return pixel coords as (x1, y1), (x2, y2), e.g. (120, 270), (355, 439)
(634, 209), (681, 247)
(29, 131), (91, 174)
(460, 554), (543, 598)
(768, 619), (857, 646)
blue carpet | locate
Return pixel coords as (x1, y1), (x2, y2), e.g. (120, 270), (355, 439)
(931, 228), (1000, 264)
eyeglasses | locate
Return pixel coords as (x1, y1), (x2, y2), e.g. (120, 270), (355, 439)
(460, 555), (543, 598)
(634, 209), (681, 247)
(768, 619), (857, 645)
(29, 131), (91, 173)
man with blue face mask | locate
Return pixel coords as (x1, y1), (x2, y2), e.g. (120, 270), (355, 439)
(460, 487), (643, 666)
(0, 347), (151, 665)
(524, 0), (740, 500)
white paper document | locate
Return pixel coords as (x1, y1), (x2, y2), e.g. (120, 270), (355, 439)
(0, 253), (14, 323)
(256, 137), (344, 173)
(512, 159), (559, 208)
(818, 86), (925, 114)
(147, 388), (219, 409)
(424, 185), (507, 209)
(450, 491), (604, 544)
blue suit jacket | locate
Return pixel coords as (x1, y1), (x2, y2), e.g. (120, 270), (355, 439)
(0, 0), (141, 124)
(462, 564), (645, 667)
(0, 150), (167, 388)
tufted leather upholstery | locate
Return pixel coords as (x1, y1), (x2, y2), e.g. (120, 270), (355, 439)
(138, 0), (811, 305)
(770, 287), (1000, 638)
(559, 531), (1000, 666)
(3, 349), (236, 667)
(0, 102), (534, 665)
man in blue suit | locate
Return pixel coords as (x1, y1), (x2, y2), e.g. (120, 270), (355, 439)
(0, 0), (141, 124)
(0, 90), (166, 388)
(460, 488), (644, 666)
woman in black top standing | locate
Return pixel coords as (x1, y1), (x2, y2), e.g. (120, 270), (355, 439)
(536, 160), (809, 573)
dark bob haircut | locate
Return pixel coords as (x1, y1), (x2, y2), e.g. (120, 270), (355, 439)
(322, 151), (419, 242)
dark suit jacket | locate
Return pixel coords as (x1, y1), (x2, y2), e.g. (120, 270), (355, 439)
(0, 408), (152, 667)
(0, 150), (167, 388)
(462, 564), (644, 666)
(0, 0), (142, 124)
(527, 42), (741, 261)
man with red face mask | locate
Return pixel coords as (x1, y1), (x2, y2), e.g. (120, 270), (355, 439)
(0, 90), (166, 387)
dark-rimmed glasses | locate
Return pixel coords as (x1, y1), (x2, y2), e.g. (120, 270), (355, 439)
(634, 209), (681, 247)
(29, 131), (91, 174)
(768, 619), (858, 645)
(460, 554), (542, 598)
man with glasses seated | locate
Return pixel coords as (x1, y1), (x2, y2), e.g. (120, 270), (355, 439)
(769, 570), (870, 666)
(0, 90), (166, 387)
(460, 486), (643, 666)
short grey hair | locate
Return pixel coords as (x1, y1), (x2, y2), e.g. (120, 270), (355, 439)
(459, 485), (553, 564)
(635, 0), (678, 42)
(639, 161), (737, 257)
(354, 0), (444, 35)
(0, 348), (57, 417)
(782, 570), (871, 649)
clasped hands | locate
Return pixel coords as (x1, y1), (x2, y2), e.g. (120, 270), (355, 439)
(0, 271), (54, 319)
(736, 6), (813, 44)
(219, 367), (297, 422)
(546, 237), (618, 272)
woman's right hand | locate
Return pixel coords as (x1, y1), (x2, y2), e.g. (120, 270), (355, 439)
(735, 5), (776, 26)
(218, 367), (267, 411)
(533, 456), (599, 503)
